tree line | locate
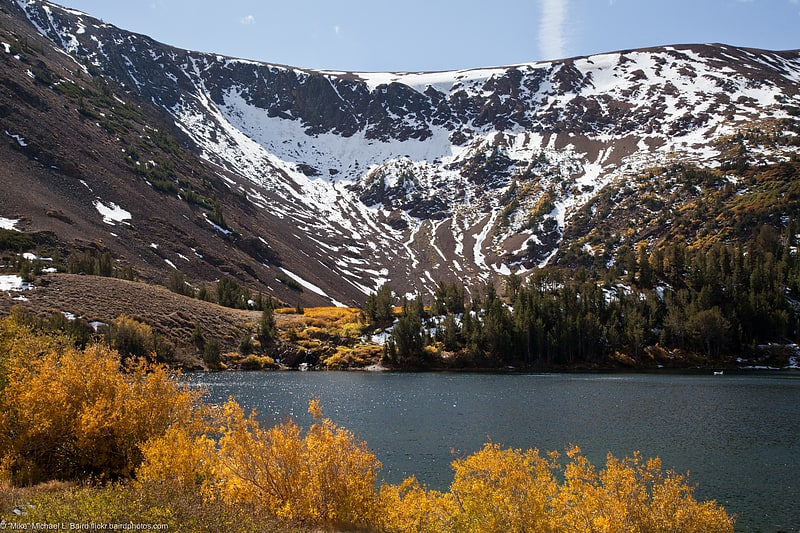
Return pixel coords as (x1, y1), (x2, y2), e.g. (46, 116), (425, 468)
(369, 223), (799, 369)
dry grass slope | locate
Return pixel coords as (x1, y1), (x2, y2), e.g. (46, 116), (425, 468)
(0, 273), (260, 367)
(0, 273), (380, 370)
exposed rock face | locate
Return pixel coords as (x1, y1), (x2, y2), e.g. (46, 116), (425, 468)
(2, 0), (800, 304)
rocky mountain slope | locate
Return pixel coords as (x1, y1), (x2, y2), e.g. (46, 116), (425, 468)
(2, 0), (799, 306)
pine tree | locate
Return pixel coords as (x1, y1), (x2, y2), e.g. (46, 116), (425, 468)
(365, 284), (394, 326)
(637, 242), (653, 288)
(258, 307), (276, 345)
(391, 310), (424, 367)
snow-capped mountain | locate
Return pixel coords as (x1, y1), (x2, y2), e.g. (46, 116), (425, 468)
(3, 0), (799, 305)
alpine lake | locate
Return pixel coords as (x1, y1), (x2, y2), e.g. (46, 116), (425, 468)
(188, 370), (800, 532)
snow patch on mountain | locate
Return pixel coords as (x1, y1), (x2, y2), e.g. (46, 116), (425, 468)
(0, 275), (32, 292)
(0, 217), (20, 230)
(93, 200), (131, 225)
(279, 267), (346, 307)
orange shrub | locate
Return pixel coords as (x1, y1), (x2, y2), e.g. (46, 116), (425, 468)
(0, 325), (207, 484)
(380, 444), (734, 533)
(206, 398), (381, 528)
(323, 344), (382, 368)
(137, 425), (216, 491)
(378, 477), (457, 533)
(304, 306), (361, 325)
(449, 443), (560, 533)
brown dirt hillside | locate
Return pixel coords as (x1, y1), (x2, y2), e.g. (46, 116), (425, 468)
(0, 5), (345, 309)
(0, 273), (266, 368)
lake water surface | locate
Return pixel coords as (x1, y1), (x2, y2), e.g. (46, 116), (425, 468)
(188, 371), (800, 532)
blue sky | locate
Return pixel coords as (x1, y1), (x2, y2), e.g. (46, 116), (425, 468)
(56, 0), (800, 72)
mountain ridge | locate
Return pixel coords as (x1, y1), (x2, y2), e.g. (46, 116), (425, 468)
(2, 0), (799, 307)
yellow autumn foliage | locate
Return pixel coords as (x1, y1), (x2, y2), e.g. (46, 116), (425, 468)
(378, 477), (458, 533)
(0, 317), (208, 485)
(277, 306), (362, 330)
(323, 343), (383, 368)
(199, 397), (381, 528)
(379, 443), (734, 533)
(449, 443), (561, 533)
(136, 426), (216, 491)
(137, 397), (383, 527)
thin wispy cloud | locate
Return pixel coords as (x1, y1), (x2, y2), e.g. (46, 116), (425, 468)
(240, 15), (256, 25)
(539, 0), (568, 60)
